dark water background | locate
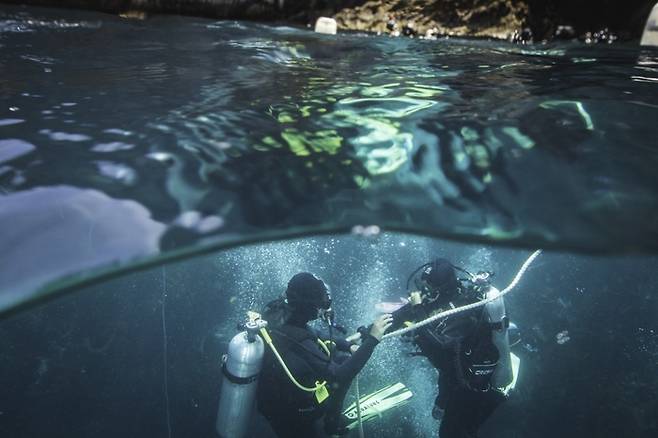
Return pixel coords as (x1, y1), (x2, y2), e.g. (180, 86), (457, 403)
(2, 5), (658, 316)
(1, 233), (657, 437)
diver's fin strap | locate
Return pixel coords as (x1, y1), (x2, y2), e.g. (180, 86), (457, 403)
(342, 383), (413, 430)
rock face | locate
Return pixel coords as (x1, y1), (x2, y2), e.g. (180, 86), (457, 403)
(334, 0), (528, 40)
(2, 0), (656, 41)
(524, 0), (656, 41)
(333, 0), (657, 41)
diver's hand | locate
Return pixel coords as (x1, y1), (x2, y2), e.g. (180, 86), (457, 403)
(369, 314), (393, 341)
(409, 291), (422, 305)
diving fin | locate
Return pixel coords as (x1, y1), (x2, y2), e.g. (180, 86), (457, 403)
(342, 382), (413, 430)
(501, 352), (520, 396)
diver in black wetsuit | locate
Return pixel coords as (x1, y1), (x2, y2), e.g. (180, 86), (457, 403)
(389, 258), (512, 438)
(257, 272), (392, 438)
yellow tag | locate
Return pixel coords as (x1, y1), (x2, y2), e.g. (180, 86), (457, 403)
(315, 384), (329, 404)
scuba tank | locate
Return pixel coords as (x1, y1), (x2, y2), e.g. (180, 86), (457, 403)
(483, 286), (514, 388)
(216, 317), (266, 438)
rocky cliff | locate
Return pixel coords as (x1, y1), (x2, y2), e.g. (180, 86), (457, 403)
(2, 0), (656, 41)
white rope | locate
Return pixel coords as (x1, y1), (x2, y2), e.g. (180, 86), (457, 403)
(382, 250), (542, 340)
(355, 376), (365, 438)
(161, 266), (172, 438)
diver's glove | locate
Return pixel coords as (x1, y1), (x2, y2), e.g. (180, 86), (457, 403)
(356, 325), (369, 339)
(400, 326), (419, 342)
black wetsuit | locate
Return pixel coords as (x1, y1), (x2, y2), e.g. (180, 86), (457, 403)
(257, 319), (379, 438)
(390, 292), (506, 438)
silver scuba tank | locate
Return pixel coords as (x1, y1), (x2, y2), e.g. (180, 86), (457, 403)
(216, 319), (266, 438)
(508, 321), (521, 347)
(484, 287), (514, 388)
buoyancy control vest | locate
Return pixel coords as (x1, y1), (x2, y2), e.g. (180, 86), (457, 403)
(457, 309), (500, 391)
(257, 324), (331, 418)
(411, 284), (512, 392)
(457, 286), (513, 391)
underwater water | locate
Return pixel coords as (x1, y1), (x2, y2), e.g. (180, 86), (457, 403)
(2, 6), (658, 316)
(0, 4), (658, 438)
(0, 233), (657, 438)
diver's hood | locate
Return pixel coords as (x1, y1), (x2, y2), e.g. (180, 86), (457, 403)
(419, 258), (459, 298)
(285, 272), (331, 312)
(409, 258), (459, 302)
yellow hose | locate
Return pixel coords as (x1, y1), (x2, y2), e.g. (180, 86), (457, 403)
(318, 339), (332, 357)
(259, 327), (327, 394)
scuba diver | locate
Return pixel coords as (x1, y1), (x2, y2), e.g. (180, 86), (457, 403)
(256, 272), (393, 438)
(387, 258), (515, 438)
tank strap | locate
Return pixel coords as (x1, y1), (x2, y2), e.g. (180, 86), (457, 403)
(222, 362), (259, 385)
(488, 316), (510, 331)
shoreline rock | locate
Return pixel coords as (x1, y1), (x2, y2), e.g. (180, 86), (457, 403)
(332, 0), (656, 43)
(2, 0), (656, 43)
(333, 0), (528, 41)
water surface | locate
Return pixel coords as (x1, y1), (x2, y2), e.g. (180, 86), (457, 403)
(1, 6), (658, 315)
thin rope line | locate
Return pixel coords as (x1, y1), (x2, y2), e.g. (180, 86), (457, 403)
(161, 266), (172, 438)
(355, 376), (365, 438)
